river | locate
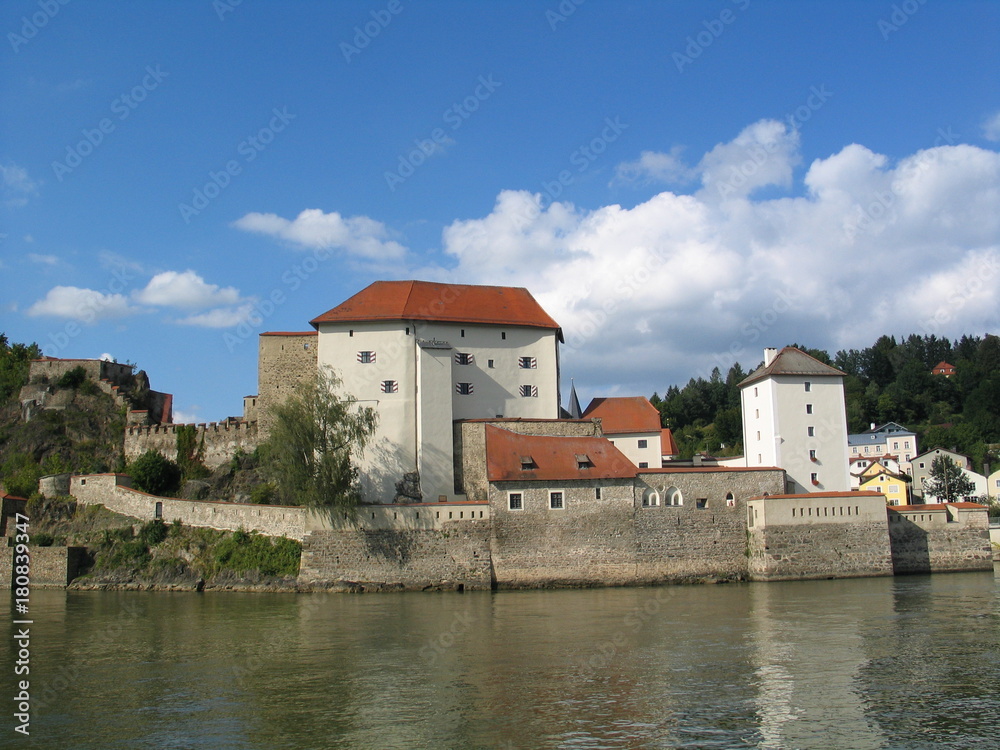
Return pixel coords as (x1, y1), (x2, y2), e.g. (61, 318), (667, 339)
(4, 568), (999, 749)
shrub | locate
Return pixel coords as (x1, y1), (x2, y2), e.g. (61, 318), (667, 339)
(1, 453), (44, 499)
(30, 532), (55, 547)
(138, 519), (168, 546)
(127, 451), (181, 496)
(250, 483), (277, 505)
(56, 366), (88, 389)
(214, 530), (301, 577)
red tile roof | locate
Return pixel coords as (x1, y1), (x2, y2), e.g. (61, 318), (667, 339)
(485, 425), (637, 482)
(931, 361), (956, 374)
(310, 280), (562, 339)
(660, 428), (679, 456)
(582, 397), (661, 434)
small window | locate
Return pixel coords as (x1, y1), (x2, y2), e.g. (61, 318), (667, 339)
(357, 350), (375, 364)
(520, 456), (535, 470)
(756, 431), (761, 441)
(380, 380), (398, 393)
(575, 454), (592, 470)
(642, 488), (659, 507)
(804, 381), (811, 392)
(501, 332), (506, 340)
(811, 472), (818, 484)
(518, 356), (536, 369)
(805, 404), (813, 414)
(919, 462), (925, 469)
(154, 501), (162, 519)
(508, 492), (523, 510)
(754, 387), (758, 397)
(696, 498), (707, 509)
(638, 439), (648, 449)
(456, 382), (474, 395)
(726, 492), (735, 507)
(460, 329), (466, 337)
(638, 462), (649, 469)
(755, 408), (759, 418)
(455, 352), (474, 365)
(809, 449), (817, 461)
(488, 359), (495, 368)
(349, 329), (354, 337)
(520, 385), (538, 398)
(595, 487), (602, 500)
(807, 426), (815, 437)
(549, 491), (564, 509)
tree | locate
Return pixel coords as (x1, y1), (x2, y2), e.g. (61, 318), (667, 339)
(257, 367), (377, 511)
(128, 450), (182, 496)
(923, 455), (976, 503)
(0, 333), (42, 405)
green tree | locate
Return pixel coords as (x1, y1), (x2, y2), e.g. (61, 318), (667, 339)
(923, 455), (976, 502)
(258, 367), (377, 511)
(128, 450), (182, 496)
(0, 333), (42, 405)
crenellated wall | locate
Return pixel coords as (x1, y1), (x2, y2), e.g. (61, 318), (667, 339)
(888, 504), (994, 574)
(124, 421), (259, 469)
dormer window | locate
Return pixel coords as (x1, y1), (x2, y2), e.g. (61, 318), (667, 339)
(520, 456), (536, 470)
(575, 454), (592, 470)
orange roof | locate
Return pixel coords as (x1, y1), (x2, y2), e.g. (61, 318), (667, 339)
(261, 331), (317, 336)
(660, 428), (679, 456)
(310, 280), (562, 339)
(485, 425), (636, 482)
(890, 502), (987, 511)
(582, 397), (661, 434)
(641, 466), (781, 474)
(932, 361), (955, 372)
(749, 491), (885, 500)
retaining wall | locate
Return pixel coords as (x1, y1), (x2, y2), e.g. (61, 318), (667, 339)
(124, 421), (259, 469)
(888, 505), (994, 574)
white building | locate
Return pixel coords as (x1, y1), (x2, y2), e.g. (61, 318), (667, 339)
(309, 280), (563, 503)
(740, 347), (851, 493)
(581, 397), (663, 469)
(910, 448), (987, 503)
(847, 422), (918, 473)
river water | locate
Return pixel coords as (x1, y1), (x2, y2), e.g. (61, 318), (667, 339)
(4, 568), (999, 749)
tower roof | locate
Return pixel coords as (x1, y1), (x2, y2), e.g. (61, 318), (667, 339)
(310, 280), (563, 340)
(739, 347), (845, 388)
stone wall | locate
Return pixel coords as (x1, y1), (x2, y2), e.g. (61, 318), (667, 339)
(29, 358), (134, 387)
(299, 522), (492, 591)
(0, 547), (87, 588)
(455, 418), (602, 500)
(69, 474), (308, 540)
(255, 332), (318, 434)
(888, 505), (994, 574)
(124, 421), (259, 469)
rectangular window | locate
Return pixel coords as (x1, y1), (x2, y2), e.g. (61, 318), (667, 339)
(501, 332), (506, 340)
(595, 487), (602, 500)
(755, 408), (759, 418)
(456, 382), (474, 395)
(919, 462), (925, 469)
(638, 462), (649, 469)
(518, 356), (537, 369)
(357, 350), (375, 364)
(487, 359), (495, 368)
(380, 380), (398, 393)
(520, 384), (538, 397)
(809, 449), (817, 460)
(508, 492), (523, 510)
(638, 439), (648, 449)
(804, 381), (811, 392)
(549, 491), (564, 509)
(808, 426), (815, 437)
(754, 387), (758, 397)
(460, 329), (466, 337)
(811, 472), (818, 484)
(455, 352), (474, 365)
(893, 441), (899, 450)
(756, 431), (761, 441)
(806, 404), (813, 414)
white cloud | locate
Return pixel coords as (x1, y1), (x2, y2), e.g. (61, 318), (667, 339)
(98, 352), (115, 362)
(27, 253), (58, 265)
(134, 270), (242, 310)
(2, 162), (39, 207)
(437, 120), (1000, 395)
(176, 303), (256, 328)
(232, 208), (407, 259)
(172, 407), (200, 424)
(612, 147), (692, 186)
(27, 286), (136, 321)
(983, 111), (1000, 142)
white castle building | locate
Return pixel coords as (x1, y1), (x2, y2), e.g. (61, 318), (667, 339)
(305, 280), (563, 503)
(740, 347), (851, 493)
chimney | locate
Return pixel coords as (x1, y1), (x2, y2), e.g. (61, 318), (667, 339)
(870, 423), (876, 431)
(763, 347), (778, 367)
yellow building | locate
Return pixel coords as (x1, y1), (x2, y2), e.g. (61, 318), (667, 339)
(859, 461), (909, 506)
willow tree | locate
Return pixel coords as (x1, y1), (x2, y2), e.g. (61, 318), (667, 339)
(258, 367), (377, 511)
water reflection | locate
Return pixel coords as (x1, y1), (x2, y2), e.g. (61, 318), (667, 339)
(4, 568), (997, 749)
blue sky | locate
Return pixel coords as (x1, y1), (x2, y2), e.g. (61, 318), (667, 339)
(2, 0), (999, 422)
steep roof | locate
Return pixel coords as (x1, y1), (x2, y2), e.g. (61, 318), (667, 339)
(485, 425), (637, 482)
(582, 396), (661, 434)
(739, 347), (846, 388)
(310, 280), (563, 340)
(660, 428), (679, 456)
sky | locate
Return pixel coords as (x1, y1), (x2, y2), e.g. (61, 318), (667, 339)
(2, 0), (999, 423)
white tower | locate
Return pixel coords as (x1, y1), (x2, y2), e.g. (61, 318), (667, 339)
(740, 347), (851, 493)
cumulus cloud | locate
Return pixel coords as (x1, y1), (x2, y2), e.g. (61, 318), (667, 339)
(27, 286), (136, 321)
(176, 303), (257, 328)
(438, 120), (1000, 395)
(27, 253), (58, 265)
(983, 111), (1000, 142)
(134, 270), (242, 310)
(233, 208), (407, 259)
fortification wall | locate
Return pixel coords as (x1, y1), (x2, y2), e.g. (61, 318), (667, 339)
(29, 358), (133, 387)
(256, 332), (318, 434)
(888, 506), (994, 574)
(124, 421), (259, 469)
(746, 494), (894, 581)
(0, 546), (87, 588)
(69, 474), (307, 540)
(299, 522), (492, 591)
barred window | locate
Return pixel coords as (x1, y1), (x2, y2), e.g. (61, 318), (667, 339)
(519, 356), (536, 369)
(456, 382), (474, 395)
(549, 491), (564, 509)
(357, 351), (375, 364)
(380, 380), (398, 393)
(455, 352), (474, 365)
(508, 493), (523, 510)
(520, 384), (538, 398)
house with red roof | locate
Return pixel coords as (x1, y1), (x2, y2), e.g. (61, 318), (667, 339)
(931, 361), (956, 377)
(582, 396), (663, 469)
